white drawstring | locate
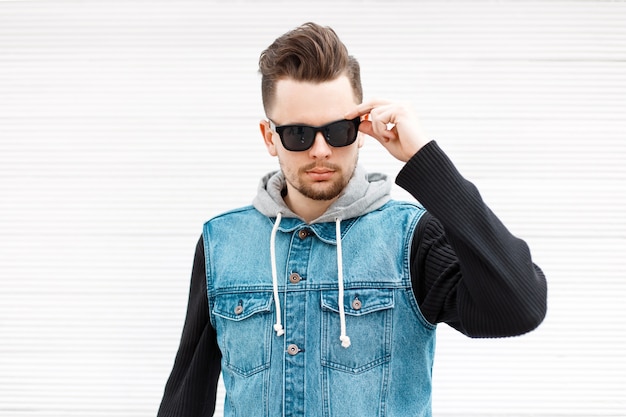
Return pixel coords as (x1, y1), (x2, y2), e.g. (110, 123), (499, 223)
(335, 218), (351, 348)
(270, 213), (285, 337)
(270, 213), (349, 347)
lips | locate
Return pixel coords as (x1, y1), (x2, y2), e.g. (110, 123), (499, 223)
(306, 168), (335, 181)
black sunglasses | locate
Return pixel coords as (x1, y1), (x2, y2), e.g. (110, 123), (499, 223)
(269, 117), (361, 152)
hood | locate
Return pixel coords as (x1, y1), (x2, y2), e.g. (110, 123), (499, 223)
(252, 165), (391, 223)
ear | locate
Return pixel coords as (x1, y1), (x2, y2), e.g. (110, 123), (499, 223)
(259, 119), (278, 157)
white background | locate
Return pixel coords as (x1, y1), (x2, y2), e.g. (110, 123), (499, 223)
(1, 1), (625, 416)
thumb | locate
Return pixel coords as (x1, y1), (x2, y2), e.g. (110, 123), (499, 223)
(358, 120), (375, 137)
(358, 120), (395, 143)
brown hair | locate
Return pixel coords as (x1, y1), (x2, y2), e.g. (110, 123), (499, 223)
(258, 22), (363, 114)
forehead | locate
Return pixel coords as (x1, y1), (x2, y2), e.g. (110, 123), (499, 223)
(269, 75), (357, 125)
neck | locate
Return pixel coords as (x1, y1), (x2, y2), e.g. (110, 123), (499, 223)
(284, 190), (338, 224)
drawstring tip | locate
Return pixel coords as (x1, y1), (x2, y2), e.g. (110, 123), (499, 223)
(274, 323), (285, 337)
(340, 335), (351, 348)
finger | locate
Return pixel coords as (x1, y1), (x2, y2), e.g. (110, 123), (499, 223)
(344, 99), (392, 120)
(358, 120), (375, 137)
(369, 107), (398, 138)
(362, 121), (398, 146)
(359, 123), (390, 147)
(360, 117), (388, 141)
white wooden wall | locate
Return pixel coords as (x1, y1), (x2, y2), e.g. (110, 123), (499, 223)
(1, 1), (625, 416)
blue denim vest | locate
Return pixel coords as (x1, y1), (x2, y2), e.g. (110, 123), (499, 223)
(204, 200), (436, 417)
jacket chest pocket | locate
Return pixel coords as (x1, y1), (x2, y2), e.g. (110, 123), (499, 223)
(212, 292), (273, 377)
(321, 288), (394, 374)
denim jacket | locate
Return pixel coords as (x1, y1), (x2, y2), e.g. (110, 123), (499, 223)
(203, 167), (436, 417)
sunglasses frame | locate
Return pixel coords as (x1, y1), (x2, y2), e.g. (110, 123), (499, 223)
(268, 117), (361, 152)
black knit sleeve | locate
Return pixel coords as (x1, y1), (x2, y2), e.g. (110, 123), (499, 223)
(397, 141), (547, 337)
(157, 236), (221, 417)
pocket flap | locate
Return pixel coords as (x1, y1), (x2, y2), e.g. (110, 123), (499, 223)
(321, 288), (394, 316)
(213, 292), (273, 321)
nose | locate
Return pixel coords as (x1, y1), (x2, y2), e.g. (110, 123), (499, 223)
(308, 131), (332, 159)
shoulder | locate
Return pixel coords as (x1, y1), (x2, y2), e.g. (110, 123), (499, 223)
(377, 199), (427, 220)
(204, 205), (263, 224)
(354, 200), (428, 235)
(203, 205), (273, 237)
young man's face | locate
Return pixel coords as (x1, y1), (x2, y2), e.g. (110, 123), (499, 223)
(261, 75), (364, 202)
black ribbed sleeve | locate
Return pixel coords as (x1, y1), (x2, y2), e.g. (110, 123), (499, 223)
(156, 237), (221, 417)
(398, 141), (547, 337)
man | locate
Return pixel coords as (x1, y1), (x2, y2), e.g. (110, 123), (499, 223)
(157, 22), (547, 417)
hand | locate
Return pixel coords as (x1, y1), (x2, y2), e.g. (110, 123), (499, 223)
(345, 99), (431, 162)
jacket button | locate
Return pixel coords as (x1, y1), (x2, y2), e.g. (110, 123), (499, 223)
(352, 299), (362, 310)
(289, 273), (302, 284)
(234, 305), (244, 315)
(287, 344), (300, 356)
(298, 229), (309, 239)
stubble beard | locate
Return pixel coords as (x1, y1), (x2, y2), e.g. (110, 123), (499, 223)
(282, 159), (358, 201)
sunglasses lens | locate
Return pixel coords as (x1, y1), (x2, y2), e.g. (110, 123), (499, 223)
(280, 126), (315, 151)
(281, 126), (315, 151)
(325, 119), (359, 147)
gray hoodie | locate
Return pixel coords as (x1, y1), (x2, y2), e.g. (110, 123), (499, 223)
(252, 165), (392, 224)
